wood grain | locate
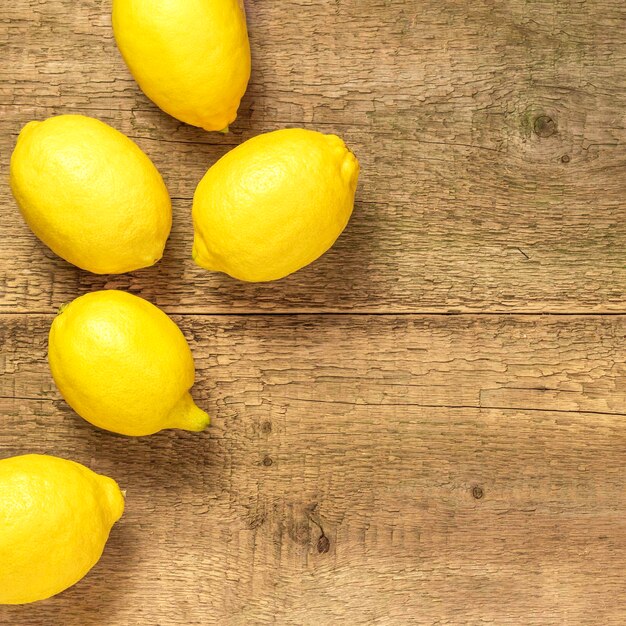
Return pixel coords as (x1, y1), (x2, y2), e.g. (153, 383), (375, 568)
(1, 0), (625, 313)
(2, 0), (626, 623)
(1, 314), (625, 625)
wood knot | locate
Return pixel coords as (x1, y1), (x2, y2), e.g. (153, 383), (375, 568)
(261, 421), (272, 434)
(472, 486), (484, 499)
(561, 154), (570, 163)
(533, 115), (557, 138)
(262, 455), (273, 467)
(317, 535), (331, 554)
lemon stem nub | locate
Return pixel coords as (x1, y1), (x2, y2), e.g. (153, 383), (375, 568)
(167, 392), (210, 432)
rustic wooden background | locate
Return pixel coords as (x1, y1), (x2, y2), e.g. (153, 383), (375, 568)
(1, 0), (625, 624)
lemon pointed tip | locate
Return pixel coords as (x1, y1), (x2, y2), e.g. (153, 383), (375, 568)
(167, 392), (209, 432)
(100, 477), (125, 523)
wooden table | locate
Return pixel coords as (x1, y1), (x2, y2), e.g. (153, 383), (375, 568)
(1, 1), (625, 624)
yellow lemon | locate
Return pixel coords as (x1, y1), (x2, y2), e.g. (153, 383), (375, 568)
(192, 128), (360, 281)
(112, 0), (251, 132)
(0, 454), (124, 605)
(48, 290), (209, 436)
(10, 115), (171, 274)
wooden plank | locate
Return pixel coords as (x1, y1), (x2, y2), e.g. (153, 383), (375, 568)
(2, 0), (625, 313)
(1, 314), (624, 624)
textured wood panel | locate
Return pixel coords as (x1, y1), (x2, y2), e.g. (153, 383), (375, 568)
(1, 315), (625, 624)
(1, 0), (625, 313)
(2, 0), (626, 623)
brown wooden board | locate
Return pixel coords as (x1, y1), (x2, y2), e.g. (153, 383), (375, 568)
(1, 315), (625, 624)
(1, 0), (625, 314)
(1, 0), (625, 623)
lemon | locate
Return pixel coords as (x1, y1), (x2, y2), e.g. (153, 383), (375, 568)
(10, 115), (171, 274)
(0, 454), (124, 605)
(192, 128), (360, 281)
(113, 0), (251, 132)
(48, 290), (209, 436)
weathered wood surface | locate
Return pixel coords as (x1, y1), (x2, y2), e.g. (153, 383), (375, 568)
(1, 0), (625, 313)
(1, 315), (625, 625)
(1, 0), (626, 624)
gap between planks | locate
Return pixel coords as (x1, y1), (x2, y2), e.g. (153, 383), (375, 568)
(1, 311), (625, 317)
